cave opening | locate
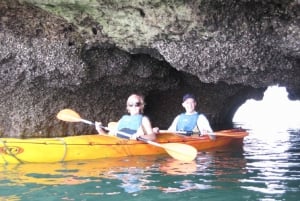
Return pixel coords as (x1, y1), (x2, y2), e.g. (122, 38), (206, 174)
(233, 85), (300, 130)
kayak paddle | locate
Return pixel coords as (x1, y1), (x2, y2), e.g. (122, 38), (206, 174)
(56, 109), (198, 162)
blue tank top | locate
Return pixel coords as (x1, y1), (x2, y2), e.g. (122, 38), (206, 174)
(176, 112), (199, 133)
(117, 114), (143, 138)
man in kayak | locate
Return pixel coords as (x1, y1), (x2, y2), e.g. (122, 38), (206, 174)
(95, 94), (156, 140)
(168, 93), (216, 140)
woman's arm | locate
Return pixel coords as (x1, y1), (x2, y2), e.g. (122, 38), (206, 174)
(95, 121), (117, 136)
(136, 116), (156, 140)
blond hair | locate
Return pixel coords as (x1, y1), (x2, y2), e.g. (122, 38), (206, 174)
(126, 94), (145, 113)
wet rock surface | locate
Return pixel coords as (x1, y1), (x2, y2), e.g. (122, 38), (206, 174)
(0, 0), (299, 137)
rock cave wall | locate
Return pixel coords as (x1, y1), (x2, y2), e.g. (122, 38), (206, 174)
(0, 0), (299, 137)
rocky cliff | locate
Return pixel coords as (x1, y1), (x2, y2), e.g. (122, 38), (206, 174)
(0, 0), (299, 137)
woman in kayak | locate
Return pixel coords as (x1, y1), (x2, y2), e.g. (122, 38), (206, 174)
(95, 94), (156, 140)
(168, 93), (215, 140)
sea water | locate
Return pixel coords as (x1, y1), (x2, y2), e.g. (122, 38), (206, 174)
(0, 125), (299, 201)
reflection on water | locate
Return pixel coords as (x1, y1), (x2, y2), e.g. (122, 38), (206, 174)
(0, 157), (154, 186)
(239, 126), (300, 199)
(159, 159), (197, 175)
(0, 125), (300, 200)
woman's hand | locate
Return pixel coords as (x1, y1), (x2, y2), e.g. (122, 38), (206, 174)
(95, 121), (106, 134)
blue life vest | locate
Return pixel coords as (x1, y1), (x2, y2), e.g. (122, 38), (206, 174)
(117, 114), (143, 138)
(176, 112), (199, 135)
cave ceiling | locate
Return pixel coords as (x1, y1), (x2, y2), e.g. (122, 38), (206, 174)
(0, 0), (299, 137)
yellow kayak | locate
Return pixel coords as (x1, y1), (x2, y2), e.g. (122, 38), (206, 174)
(0, 129), (248, 164)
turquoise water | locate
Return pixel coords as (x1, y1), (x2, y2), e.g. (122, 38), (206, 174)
(1, 127), (300, 201)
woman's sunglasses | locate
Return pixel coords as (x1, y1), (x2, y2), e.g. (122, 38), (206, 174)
(128, 102), (142, 107)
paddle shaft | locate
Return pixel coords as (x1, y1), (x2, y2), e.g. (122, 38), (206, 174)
(160, 130), (210, 136)
(160, 130), (247, 138)
(79, 119), (94, 125)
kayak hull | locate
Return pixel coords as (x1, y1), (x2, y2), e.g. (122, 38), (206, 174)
(0, 129), (248, 164)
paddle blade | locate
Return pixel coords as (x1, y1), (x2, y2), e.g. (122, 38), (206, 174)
(56, 109), (82, 122)
(162, 143), (198, 162)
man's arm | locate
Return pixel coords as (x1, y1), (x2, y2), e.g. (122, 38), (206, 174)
(197, 114), (215, 140)
(167, 116), (179, 131)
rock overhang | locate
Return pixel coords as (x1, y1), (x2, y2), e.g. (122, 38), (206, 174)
(0, 0), (299, 137)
